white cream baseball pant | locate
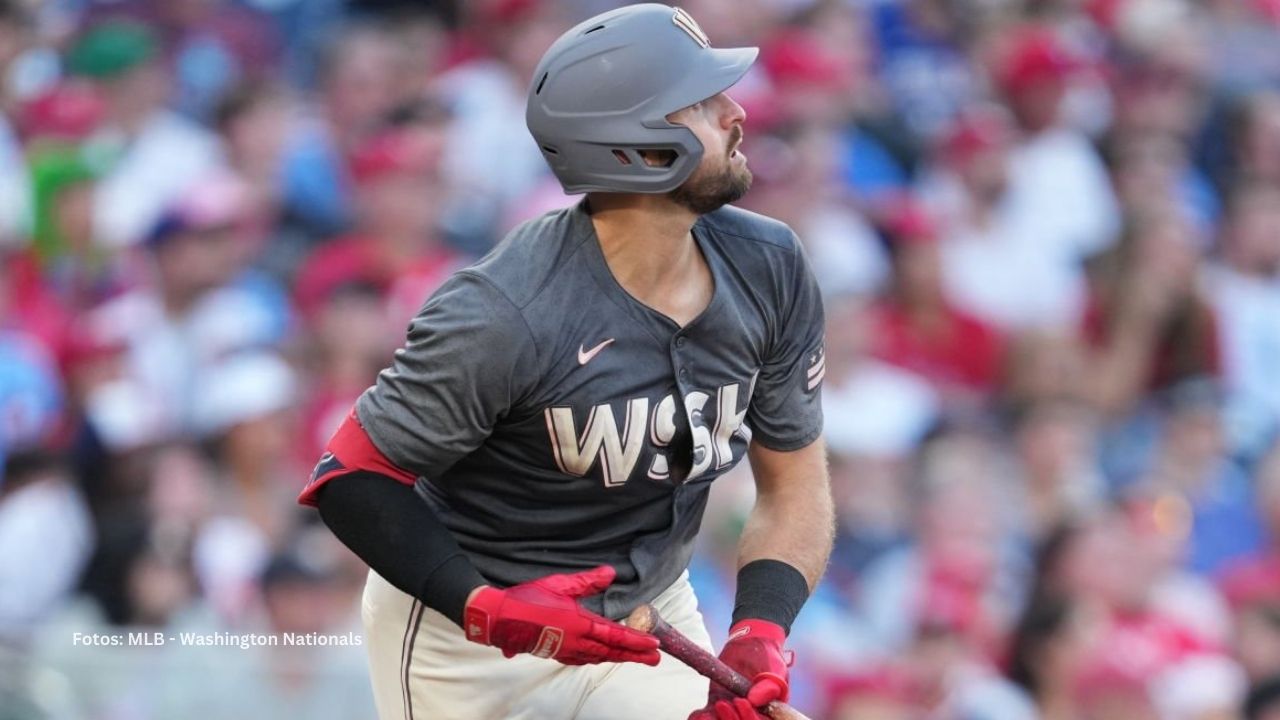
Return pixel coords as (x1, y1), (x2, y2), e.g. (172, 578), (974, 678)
(361, 569), (714, 719)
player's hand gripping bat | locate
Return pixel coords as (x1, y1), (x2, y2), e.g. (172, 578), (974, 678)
(625, 604), (813, 720)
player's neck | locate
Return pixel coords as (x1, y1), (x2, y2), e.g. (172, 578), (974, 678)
(586, 194), (701, 290)
(586, 194), (712, 325)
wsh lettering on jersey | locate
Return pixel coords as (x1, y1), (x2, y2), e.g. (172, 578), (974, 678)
(544, 377), (754, 488)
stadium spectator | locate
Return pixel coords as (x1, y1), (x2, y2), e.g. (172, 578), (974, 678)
(1006, 526), (1104, 720)
(295, 279), (389, 470)
(434, 0), (568, 247)
(1219, 447), (1280, 683)
(1000, 328), (1090, 414)
(870, 0), (982, 141)
(922, 104), (1092, 330)
(83, 174), (280, 445)
(858, 429), (1025, 657)
(148, 0), (282, 121)
(0, 450), (91, 646)
(996, 25), (1122, 316)
(1104, 129), (1219, 238)
(178, 540), (375, 719)
(1206, 182), (1280, 456)
(773, 2), (910, 205)
(759, 25), (857, 130)
(293, 123), (459, 338)
(740, 122), (887, 297)
(280, 21), (406, 236)
(1083, 207), (1219, 417)
(1008, 399), (1104, 542)
(824, 667), (918, 719)
(1202, 0), (1280, 94)
(1142, 381), (1265, 578)
(0, 0), (35, 244)
(866, 194), (1005, 403)
(213, 81), (292, 248)
(821, 293), (938, 462)
(1229, 91), (1280, 188)
(67, 19), (225, 249)
(197, 352), (301, 540)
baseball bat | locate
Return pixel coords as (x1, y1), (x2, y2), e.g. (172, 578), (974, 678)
(625, 604), (812, 720)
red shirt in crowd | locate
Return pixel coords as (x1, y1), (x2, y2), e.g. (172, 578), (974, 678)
(293, 234), (459, 321)
(868, 301), (1005, 393)
(1080, 294), (1221, 392)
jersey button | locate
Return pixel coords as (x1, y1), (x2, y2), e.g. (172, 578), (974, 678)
(675, 337), (686, 348)
(678, 367), (688, 379)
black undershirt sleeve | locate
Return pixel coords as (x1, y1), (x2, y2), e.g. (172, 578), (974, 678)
(316, 471), (487, 627)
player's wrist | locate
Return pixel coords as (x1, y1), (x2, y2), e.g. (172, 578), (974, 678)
(422, 552), (488, 629)
(731, 559), (809, 635)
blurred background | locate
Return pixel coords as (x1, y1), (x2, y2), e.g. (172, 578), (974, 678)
(1, 0), (1279, 718)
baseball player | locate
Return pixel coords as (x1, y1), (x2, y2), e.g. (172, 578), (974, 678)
(299, 4), (834, 719)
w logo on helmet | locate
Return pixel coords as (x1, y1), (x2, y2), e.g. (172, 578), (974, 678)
(672, 7), (710, 48)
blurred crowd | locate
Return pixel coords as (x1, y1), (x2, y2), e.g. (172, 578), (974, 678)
(1, 0), (1279, 718)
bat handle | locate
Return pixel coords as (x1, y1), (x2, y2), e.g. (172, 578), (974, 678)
(626, 604), (752, 695)
(625, 604), (812, 720)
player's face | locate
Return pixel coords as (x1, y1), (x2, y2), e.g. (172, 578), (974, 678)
(666, 92), (751, 215)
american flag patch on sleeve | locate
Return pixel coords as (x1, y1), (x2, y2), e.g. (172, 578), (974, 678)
(806, 343), (826, 391)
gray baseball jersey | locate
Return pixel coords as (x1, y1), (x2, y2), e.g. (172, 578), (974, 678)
(355, 200), (825, 619)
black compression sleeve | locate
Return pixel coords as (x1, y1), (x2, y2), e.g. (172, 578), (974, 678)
(731, 559), (811, 635)
(316, 471), (486, 626)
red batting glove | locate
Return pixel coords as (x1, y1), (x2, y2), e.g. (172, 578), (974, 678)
(463, 565), (661, 666)
(688, 619), (792, 720)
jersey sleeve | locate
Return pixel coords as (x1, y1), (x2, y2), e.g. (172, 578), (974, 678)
(360, 270), (538, 475)
(745, 237), (825, 451)
(299, 271), (537, 506)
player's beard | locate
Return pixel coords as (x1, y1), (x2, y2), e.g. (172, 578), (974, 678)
(668, 135), (752, 216)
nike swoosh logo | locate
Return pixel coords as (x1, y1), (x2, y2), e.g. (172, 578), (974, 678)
(577, 338), (615, 366)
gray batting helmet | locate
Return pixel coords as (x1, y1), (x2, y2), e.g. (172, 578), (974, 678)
(526, 4), (757, 194)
